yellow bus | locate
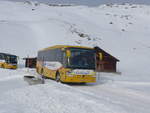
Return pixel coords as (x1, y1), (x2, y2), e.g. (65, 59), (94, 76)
(36, 45), (96, 83)
(0, 53), (18, 69)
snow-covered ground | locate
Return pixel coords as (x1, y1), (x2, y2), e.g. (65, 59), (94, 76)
(0, 68), (150, 113)
(0, 1), (150, 113)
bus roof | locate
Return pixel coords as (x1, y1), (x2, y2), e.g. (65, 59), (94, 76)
(0, 52), (17, 57)
(39, 45), (94, 51)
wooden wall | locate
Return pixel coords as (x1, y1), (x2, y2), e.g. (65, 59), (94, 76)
(95, 47), (119, 72)
(25, 58), (37, 68)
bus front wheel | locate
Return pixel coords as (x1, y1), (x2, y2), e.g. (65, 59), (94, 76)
(40, 68), (45, 78)
(1, 64), (4, 68)
(36, 67), (39, 73)
(55, 72), (61, 82)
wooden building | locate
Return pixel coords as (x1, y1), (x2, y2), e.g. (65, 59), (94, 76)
(94, 47), (119, 72)
(23, 57), (37, 68)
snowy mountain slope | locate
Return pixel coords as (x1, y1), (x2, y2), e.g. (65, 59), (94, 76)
(0, 1), (150, 80)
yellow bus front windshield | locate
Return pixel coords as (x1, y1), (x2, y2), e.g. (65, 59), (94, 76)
(66, 48), (95, 70)
(5, 56), (17, 64)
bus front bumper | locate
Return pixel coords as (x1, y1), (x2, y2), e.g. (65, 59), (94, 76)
(61, 75), (96, 83)
(5, 64), (17, 69)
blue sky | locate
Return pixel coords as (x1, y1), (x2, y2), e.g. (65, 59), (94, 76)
(1, 0), (150, 6)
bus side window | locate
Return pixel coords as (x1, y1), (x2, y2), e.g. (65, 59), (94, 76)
(5, 56), (9, 63)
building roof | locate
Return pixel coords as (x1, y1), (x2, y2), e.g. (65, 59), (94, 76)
(94, 46), (119, 62)
(0, 52), (17, 57)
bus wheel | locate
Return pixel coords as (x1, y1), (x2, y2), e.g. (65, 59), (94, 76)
(41, 68), (43, 75)
(40, 68), (45, 78)
(36, 68), (39, 73)
(55, 72), (60, 82)
(1, 64), (4, 68)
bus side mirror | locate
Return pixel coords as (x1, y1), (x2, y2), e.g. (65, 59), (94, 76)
(66, 50), (71, 58)
(98, 53), (103, 60)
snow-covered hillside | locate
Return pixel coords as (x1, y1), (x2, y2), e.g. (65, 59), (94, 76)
(0, 1), (150, 80)
(0, 1), (150, 113)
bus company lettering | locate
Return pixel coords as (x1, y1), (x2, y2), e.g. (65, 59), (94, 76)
(71, 69), (94, 75)
(44, 61), (62, 70)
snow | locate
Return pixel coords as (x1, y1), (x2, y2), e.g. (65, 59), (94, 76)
(0, 68), (150, 113)
(0, 1), (150, 113)
(0, 82), (126, 113)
